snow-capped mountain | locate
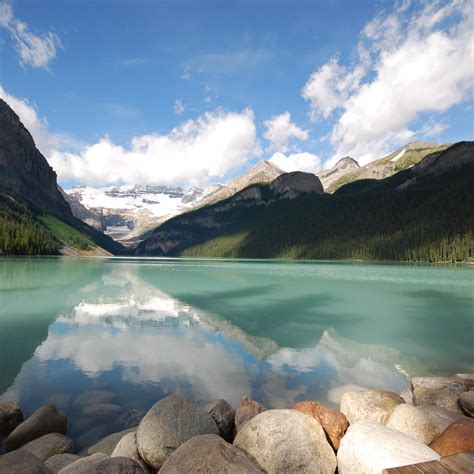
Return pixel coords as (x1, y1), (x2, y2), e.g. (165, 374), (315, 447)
(64, 183), (224, 242)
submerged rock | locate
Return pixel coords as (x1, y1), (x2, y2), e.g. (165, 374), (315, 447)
(4, 404), (68, 451)
(458, 390), (474, 417)
(234, 396), (266, 433)
(0, 401), (24, 436)
(205, 399), (236, 441)
(111, 432), (150, 473)
(337, 420), (440, 473)
(234, 409), (337, 473)
(45, 454), (81, 473)
(115, 409), (144, 430)
(73, 390), (114, 408)
(0, 449), (50, 473)
(136, 394), (219, 470)
(340, 390), (403, 425)
(429, 418), (474, 457)
(20, 432), (73, 461)
(327, 385), (368, 405)
(290, 400), (348, 450)
(160, 434), (262, 473)
(81, 403), (121, 419)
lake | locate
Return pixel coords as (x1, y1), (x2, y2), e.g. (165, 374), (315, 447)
(0, 257), (472, 449)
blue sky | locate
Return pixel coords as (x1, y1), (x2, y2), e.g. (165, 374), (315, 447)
(0, 0), (473, 188)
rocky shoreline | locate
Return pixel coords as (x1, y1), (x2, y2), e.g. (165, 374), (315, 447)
(0, 375), (473, 473)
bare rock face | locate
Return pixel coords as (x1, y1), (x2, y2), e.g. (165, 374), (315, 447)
(429, 418), (474, 457)
(234, 409), (337, 473)
(205, 399), (236, 441)
(337, 420), (440, 473)
(234, 396), (266, 433)
(316, 157), (360, 191)
(270, 172), (324, 199)
(4, 404), (68, 451)
(160, 434), (262, 473)
(340, 390), (403, 425)
(136, 394), (219, 470)
(0, 449), (51, 473)
(19, 433), (73, 461)
(290, 401), (348, 450)
(0, 401), (24, 436)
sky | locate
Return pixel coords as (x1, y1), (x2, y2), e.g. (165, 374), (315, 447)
(0, 0), (473, 189)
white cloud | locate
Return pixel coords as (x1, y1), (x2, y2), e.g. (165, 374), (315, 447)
(263, 112), (308, 152)
(0, 2), (61, 69)
(173, 99), (185, 115)
(49, 108), (259, 186)
(303, 0), (474, 165)
(269, 151), (321, 173)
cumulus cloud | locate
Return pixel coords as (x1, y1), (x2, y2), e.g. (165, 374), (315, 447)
(303, 0), (474, 165)
(269, 151), (321, 173)
(264, 112), (308, 152)
(0, 2), (61, 68)
(173, 99), (185, 115)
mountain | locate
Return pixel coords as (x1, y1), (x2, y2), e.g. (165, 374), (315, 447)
(0, 99), (123, 256)
(316, 156), (360, 190)
(136, 142), (474, 262)
(324, 142), (450, 193)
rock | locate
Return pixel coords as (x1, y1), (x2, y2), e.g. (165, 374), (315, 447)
(234, 396), (266, 433)
(73, 390), (114, 408)
(0, 449), (51, 473)
(4, 404), (68, 450)
(205, 399), (236, 441)
(81, 403), (121, 419)
(290, 400), (348, 450)
(337, 420), (440, 473)
(45, 454), (81, 473)
(76, 425), (107, 451)
(160, 434), (262, 473)
(386, 404), (464, 445)
(340, 390), (403, 425)
(327, 385), (368, 405)
(80, 427), (136, 456)
(58, 453), (108, 473)
(112, 432), (150, 473)
(411, 376), (466, 413)
(115, 409), (144, 430)
(46, 394), (72, 412)
(458, 390), (474, 417)
(0, 400), (23, 436)
(455, 373), (474, 390)
(400, 388), (414, 405)
(59, 455), (144, 473)
(20, 433), (73, 461)
(429, 418), (474, 457)
(234, 409), (337, 473)
(136, 394), (219, 470)
(270, 171), (324, 199)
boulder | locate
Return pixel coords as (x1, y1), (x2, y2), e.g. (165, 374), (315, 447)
(0, 449), (51, 473)
(45, 454), (81, 473)
(290, 400), (348, 450)
(455, 373), (474, 390)
(20, 433), (73, 461)
(73, 390), (114, 408)
(234, 396), (266, 433)
(81, 403), (121, 419)
(233, 409), (337, 473)
(205, 399), (236, 441)
(111, 432), (150, 473)
(327, 385), (368, 405)
(136, 394), (219, 470)
(337, 420), (440, 473)
(58, 453), (108, 473)
(76, 425), (107, 451)
(340, 390), (403, 425)
(59, 456), (144, 473)
(4, 404), (68, 450)
(386, 404), (464, 444)
(411, 376), (465, 413)
(160, 434), (262, 473)
(400, 388), (414, 405)
(429, 418), (474, 457)
(0, 400), (23, 436)
(458, 390), (474, 417)
(80, 427), (136, 456)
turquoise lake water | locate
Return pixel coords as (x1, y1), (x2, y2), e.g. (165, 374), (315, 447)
(0, 257), (472, 448)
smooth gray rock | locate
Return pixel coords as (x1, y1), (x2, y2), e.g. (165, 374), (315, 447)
(412, 376), (465, 413)
(205, 399), (236, 440)
(58, 453), (108, 473)
(20, 432), (73, 461)
(73, 390), (114, 408)
(161, 434), (262, 473)
(0, 401), (24, 436)
(337, 420), (440, 473)
(340, 390), (404, 425)
(80, 427), (136, 456)
(59, 454), (143, 473)
(81, 403), (121, 419)
(4, 404), (67, 451)
(136, 394), (219, 470)
(386, 404), (464, 444)
(112, 432), (150, 473)
(45, 454), (81, 473)
(234, 396), (266, 433)
(233, 409), (337, 473)
(0, 449), (51, 473)
(458, 390), (474, 417)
